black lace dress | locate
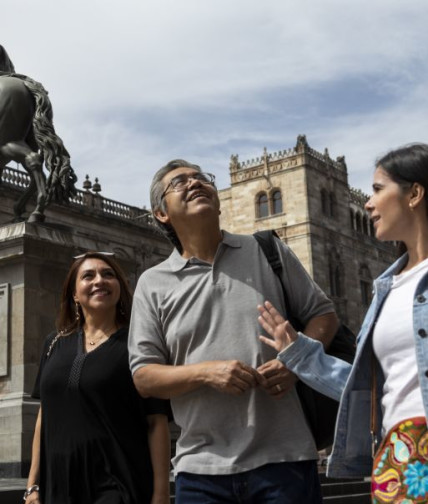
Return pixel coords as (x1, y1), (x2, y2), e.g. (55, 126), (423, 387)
(33, 327), (169, 504)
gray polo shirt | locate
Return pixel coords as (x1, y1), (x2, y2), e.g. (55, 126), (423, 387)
(129, 231), (335, 475)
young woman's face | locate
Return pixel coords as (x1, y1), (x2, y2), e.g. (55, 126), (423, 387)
(365, 166), (413, 242)
(73, 258), (121, 316)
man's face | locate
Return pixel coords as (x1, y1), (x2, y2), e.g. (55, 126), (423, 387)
(155, 167), (220, 226)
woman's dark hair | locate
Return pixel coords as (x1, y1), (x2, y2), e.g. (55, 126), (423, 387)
(376, 143), (428, 255)
(56, 252), (133, 334)
(376, 143), (428, 206)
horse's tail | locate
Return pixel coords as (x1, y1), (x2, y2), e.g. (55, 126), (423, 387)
(17, 74), (77, 203)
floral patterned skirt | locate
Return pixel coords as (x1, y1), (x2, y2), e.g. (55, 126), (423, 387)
(371, 416), (428, 503)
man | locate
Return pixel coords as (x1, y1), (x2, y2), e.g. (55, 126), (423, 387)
(129, 159), (339, 503)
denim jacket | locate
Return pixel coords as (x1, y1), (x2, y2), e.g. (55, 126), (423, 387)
(278, 253), (428, 478)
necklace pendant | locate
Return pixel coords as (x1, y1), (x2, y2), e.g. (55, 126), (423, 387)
(89, 341), (95, 346)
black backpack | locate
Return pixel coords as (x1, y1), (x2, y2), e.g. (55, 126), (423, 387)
(254, 230), (356, 450)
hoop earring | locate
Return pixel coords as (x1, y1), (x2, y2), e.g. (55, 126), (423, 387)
(75, 302), (81, 321)
(119, 300), (125, 316)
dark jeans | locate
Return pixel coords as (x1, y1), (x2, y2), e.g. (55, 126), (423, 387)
(175, 460), (323, 504)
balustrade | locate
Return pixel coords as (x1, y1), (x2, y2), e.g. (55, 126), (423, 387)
(1, 166), (152, 225)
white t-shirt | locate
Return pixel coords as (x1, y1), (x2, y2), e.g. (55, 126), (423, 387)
(373, 258), (428, 434)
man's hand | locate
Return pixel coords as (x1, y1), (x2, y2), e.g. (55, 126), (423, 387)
(134, 361), (266, 399)
(257, 359), (298, 399)
(204, 360), (266, 395)
(258, 300), (298, 352)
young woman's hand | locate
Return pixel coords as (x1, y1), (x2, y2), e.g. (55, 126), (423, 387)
(151, 492), (170, 504)
(25, 492), (41, 504)
(258, 300), (298, 352)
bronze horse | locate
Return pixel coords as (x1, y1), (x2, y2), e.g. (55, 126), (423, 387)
(0, 45), (77, 222)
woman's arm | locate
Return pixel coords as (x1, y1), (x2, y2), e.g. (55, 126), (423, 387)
(25, 406), (42, 503)
(258, 301), (351, 400)
(147, 414), (171, 504)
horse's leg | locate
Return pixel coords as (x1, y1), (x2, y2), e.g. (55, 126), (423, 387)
(24, 151), (47, 222)
(13, 179), (36, 221)
(0, 152), (25, 219)
(0, 144), (28, 218)
(0, 140), (47, 222)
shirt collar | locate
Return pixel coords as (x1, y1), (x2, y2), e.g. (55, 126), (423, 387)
(167, 230), (242, 272)
(373, 253), (409, 293)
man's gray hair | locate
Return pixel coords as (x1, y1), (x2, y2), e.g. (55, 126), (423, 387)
(150, 159), (201, 250)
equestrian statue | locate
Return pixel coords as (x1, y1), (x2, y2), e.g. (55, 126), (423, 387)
(0, 45), (77, 222)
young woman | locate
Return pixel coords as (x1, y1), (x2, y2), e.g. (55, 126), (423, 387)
(24, 252), (171, 504)
(258, 143), (428, 503)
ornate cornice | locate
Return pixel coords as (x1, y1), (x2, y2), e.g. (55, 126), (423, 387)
(229, 135), (347, 185)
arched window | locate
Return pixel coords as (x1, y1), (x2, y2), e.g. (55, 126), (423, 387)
(329, 263), (342, 297)
(256, 193), (269, 218)
(321, 189), (329, 216)
(355, 213), (362, 233)
(362, 215), (368, 236)
(271, 190), (283, 215)
(329, 193), (337, 218)
(329, 249), (342, 298)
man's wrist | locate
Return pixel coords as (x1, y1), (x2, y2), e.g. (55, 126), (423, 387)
(195, 361), (212, 386)
(23, 484), (39, 501)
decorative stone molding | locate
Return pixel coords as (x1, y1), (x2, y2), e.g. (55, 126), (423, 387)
(1, 165), (153, 225)
(229, 135), (347, 186)
(350, 187), (369, 207)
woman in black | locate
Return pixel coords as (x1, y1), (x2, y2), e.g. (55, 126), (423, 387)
(24, 252), (170, 504)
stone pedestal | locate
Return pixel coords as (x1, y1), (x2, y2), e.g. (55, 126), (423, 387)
(0, 219), (171, 477)
(0, 222), (77, 476)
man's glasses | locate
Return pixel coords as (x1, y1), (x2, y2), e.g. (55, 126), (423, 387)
(73, 251), (115, 260)
(161, 172), (216, 200)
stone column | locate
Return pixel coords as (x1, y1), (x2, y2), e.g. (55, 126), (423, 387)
(0, 222), (75, 477)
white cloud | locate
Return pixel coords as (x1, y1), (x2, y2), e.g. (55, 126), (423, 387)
(2, 0), (428, 207)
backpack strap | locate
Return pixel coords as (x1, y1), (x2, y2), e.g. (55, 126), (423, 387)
(253, 230), (298, 327)
(253, 230), (283, 276)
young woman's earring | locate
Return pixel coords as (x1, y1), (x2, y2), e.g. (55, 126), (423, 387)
(119, 301), (125, 316)
(75, 302), (81, 321)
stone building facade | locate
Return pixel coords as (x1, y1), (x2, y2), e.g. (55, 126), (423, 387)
(219, 135), (397, 334)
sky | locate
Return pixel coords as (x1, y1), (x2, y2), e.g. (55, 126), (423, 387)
(2, 0), (428, 209)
